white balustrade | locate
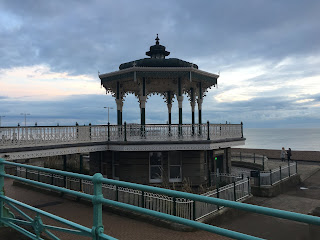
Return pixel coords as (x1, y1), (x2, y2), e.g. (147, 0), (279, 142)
(0, 124), (242, 149)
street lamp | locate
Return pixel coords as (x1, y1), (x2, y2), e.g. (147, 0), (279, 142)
(20, 113), (30, 126)
(0, 116), (5, 127)
(104, 107), (113, 124)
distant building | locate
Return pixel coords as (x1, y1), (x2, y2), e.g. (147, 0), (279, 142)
(94, 35), (245, 188)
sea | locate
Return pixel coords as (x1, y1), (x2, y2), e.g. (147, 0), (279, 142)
(242, 128), (320, 151)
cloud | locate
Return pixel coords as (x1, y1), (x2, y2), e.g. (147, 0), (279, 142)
(1, 1), (320, 128)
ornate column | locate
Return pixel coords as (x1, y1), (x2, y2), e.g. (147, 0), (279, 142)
(198, 82), (203, 125)
(167, 91), (172, 125)
(115, 99), (123, 125)
(140, 77), (147, 126)
(139, 96), (147, 125)
(177, 77), (183, 125)
(115, 81), (123, 125)
(190, 88), (195, 135)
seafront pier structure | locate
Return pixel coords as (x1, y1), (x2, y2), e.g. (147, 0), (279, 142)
(97, 35), (245, 186)
(0, 35), (246, 187)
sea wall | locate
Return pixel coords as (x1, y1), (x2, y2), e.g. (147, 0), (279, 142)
(232, 148), (320, 162)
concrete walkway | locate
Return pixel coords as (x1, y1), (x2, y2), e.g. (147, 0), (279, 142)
(218, 162), (320, 240)
(2, 160), (320, 239)
(2, 179), (230, 240)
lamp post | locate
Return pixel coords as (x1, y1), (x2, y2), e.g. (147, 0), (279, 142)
(0, 116), (5, 127)
(20, 113), (30, 126)
(104, 107), (113, 124)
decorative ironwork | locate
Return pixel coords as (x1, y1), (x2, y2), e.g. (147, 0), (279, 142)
(0, 124), (242, 149)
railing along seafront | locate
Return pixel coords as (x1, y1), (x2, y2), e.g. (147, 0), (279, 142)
(1, 160), (320, 240)
(232, 152), (268, 170)
(11, 166), (250, 221)
(255, 161), (298, 186)
(0, 122), (243, 149)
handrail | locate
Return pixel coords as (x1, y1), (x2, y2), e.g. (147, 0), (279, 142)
(1, 159), (320, 240)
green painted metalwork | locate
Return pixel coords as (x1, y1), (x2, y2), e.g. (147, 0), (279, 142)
(1, 159), (320, 240)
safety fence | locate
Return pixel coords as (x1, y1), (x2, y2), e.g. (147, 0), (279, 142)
(13, 167), (250, 221)
(0, 122), (243, 149)
(256, 161), (298, 186)
(232, 152), (268, 170)
(1, 159), (320, 240)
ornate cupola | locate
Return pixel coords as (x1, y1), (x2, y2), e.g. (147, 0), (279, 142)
(146, 34), (170, 59)
(100, 35), (219, 127)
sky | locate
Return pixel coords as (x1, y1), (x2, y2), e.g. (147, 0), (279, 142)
(0, 0), (320, 128)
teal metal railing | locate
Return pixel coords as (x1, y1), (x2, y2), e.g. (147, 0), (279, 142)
(1, 158), (320, 240)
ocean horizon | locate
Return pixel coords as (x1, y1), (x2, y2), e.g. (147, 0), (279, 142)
(242, 128), (320, 151)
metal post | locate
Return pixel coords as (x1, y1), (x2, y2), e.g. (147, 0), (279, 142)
(115, 185), (118, 201)
(63, 155), (67, 188)
(233, 182), (237, 201)
(141, 191), (144, 208)
(92, 173), (104, 239)
(38, 170), (40, 182)
(173, 197), (176, 216)
(124, 121), (127, 141)
(295, 161), (298, 174)
(0, 158), (5, 221)
(217, 185), (220, 210)
(193, 200), (196, 220)
(270, 169), (272, 186)
(79, 155), (83, 192)
(241, 121), (243, 138)
(258, 170), (261, 187)
(288, 161), (291, 177)
(280, 166), (282, 181)
(254, 153), (256, 163)
(247, 176), (251, 194)
(263, 157), (265, 170)
(26, 168), (28, 179)
(207, 121), (210, 140)
(107, 122), (110, 141)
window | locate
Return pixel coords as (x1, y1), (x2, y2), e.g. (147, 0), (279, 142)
(149, 152), (162, 183)
(169, 151), (182, 182)
(112, 152), (119, 180)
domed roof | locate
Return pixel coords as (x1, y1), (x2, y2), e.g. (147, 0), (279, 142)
(119, 34), (198, 70)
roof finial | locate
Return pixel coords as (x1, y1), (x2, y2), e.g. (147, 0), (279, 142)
(155, 34), (159, 45)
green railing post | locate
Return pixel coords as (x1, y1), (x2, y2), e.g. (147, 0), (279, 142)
(38, 170), (40, 182)
(0, 158), (5, 222)
(26, 168), (28, 179)
(233, 182), (237, 201)
(92, 173), (104, 239)
(124, 121), (127, 141)
(207, 121), (210, 140)
(51, 173), (54, 185)
(79, 155), (83, 192)
(107, 122), (110, 141)
(270, 169), (272, 186)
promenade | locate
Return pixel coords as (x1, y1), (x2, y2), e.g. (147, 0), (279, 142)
(1, 159), (320, 239)
(2, 178), (230, 240)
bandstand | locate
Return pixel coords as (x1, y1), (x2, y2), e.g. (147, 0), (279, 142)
(95, 35), (245, 187)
